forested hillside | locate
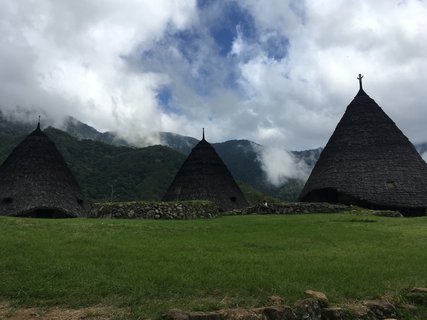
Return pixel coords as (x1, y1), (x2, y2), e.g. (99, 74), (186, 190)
(5, 115), (424, 203)
(0, 126), (186, 202)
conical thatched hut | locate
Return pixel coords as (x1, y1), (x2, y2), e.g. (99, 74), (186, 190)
(0, 123), (88, 218)
(299, 75), (427, 216)
(163, 131), (248, 211)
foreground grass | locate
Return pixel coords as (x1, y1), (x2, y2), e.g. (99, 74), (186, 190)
(0, 213), (426, 318)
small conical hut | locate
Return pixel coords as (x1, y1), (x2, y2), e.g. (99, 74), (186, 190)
(0, 123), (88, 218)
(163, 131), (248, 211)
(299, 75), (427, 216)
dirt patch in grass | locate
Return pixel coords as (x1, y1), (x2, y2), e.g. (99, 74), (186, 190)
(0, 302), (124, 320)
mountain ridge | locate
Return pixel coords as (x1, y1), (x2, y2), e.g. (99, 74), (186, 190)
(2, 114), (425, 203)
(58, 118), (324, 200)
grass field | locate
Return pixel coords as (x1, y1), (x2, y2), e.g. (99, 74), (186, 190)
(0, 213), (426, 318)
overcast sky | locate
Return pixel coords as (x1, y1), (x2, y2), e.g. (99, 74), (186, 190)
(1, 0), (426, 150)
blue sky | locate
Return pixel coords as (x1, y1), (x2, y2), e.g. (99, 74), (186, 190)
(1, 0), (427, 153)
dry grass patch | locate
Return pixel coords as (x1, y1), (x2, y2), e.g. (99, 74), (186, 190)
(0, 303), (125, 320)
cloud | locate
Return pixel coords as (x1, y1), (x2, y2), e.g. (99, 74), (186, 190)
(0, 0), (197, 144)
(1, 0), (427, 152)
(236, 0), (427, 149)
(256, 146), (309, 186)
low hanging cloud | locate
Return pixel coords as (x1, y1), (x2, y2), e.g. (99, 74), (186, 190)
(0, 0), (197, 145)
(257, 146), (310, 186)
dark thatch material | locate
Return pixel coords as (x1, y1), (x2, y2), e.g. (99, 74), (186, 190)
(0, 124), (88, 218)
(298, 86), (427, 216)
(163, 134), (248, 211)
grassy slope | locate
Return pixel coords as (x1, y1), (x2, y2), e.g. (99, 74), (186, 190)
(0, 214), (426, 318)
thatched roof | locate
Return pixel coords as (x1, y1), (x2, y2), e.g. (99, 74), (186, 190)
(163, 132), (248, 211)
(299, 79), (427, 216)
(0, 124), (88, 218)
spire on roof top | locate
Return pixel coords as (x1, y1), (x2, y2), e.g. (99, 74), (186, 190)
(202, 128), (205, 141)
(357, 74), (364, 90)
(35, 115), (42, 132)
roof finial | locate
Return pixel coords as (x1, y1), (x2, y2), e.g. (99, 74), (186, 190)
(37, 115), (41, 130)
(202, 128), (205, 141)
(357, 74), (364, 90)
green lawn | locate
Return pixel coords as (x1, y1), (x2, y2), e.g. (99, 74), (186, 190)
(0, 213), (426, 318)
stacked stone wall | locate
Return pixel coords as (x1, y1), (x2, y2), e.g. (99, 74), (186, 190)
(239, 202), (401, 217)
(90, 201), (401, 220)
(90, 201), (219, 219)
(240, 202), (350, 215)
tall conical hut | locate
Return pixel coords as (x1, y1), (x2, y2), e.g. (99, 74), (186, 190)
(0, 122), (88, 218)
(163, 130), (248, 211)
(299, 75), (427, 216)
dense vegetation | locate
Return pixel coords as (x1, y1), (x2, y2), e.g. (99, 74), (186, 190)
(0, 129), (184, 202)
(0, 116), (284, 202)
(0, 127), (274, 203)
(47, 128), (186, 201)
(0, 213), (426, 318)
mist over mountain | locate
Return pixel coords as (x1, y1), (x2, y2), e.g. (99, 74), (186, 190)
(59, 116), (322, 199)
(64, 117), (130, 147)
(158, 132), (198, 155)
(1, 114), (425, 202)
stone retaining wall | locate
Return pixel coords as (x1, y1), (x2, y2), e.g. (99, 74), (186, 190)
(89, 201), (401, 220)
(90, 201), (219, 219)
(165, 288), (427, 320)
(239, 202), (402, 217)
(240, 202), (351, 215)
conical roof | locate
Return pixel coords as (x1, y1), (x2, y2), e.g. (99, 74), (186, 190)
(163, 132), (248, 211)
(299, 77), (427, 216)
(0, 123), (88, 218)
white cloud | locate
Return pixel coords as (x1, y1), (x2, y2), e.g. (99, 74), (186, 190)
(257, 146), (309, 186)
(1, 0), (427, 153)
(236, 0), (427, 149)
(0, 0), (197, 144)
